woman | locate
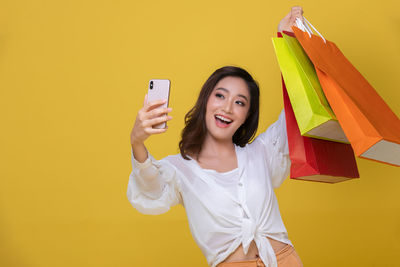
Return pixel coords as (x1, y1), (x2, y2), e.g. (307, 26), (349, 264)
(128, 6), (304, 267)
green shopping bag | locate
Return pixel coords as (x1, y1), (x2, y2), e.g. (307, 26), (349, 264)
(272, 33), (348, 143)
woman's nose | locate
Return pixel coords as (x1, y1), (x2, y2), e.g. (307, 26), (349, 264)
(223, 100), (233, 114)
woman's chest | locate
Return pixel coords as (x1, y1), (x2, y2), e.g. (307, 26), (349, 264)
(196, 155), (238, 173)
(180, 161), (273, 218)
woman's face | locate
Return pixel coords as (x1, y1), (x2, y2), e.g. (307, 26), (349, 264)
(205, 76), (251, 142)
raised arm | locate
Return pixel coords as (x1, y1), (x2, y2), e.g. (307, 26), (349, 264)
(127, 95), (181, 215)
(130, 94), (172, 162)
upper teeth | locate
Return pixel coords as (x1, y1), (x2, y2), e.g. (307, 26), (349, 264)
(216, 115), (232, 123)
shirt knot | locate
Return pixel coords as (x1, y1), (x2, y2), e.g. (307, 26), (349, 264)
(241, 218), (257, 254)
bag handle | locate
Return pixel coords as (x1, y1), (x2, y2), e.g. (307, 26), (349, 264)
(295, 17), (326, 43)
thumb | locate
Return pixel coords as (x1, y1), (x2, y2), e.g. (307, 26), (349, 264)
(283, 11), (291, 21)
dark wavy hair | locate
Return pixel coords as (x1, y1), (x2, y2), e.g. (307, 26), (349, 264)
(179, 66), (260, 160)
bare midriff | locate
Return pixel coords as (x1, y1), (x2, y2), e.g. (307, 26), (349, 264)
(217, 237), (287, 266)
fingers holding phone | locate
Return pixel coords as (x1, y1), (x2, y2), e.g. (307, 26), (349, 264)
(130, 80), (172, 144)
(143, 96), (173, 132)
(146, 79), (171, 129)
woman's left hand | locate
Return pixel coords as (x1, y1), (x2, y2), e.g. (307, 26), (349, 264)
(278, 6), (304, 33)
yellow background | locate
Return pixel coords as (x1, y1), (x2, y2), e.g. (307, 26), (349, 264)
(1, 0), (399, 266)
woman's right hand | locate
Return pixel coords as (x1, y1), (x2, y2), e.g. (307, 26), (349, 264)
(130, 94), (172, 145)
(278, 6), (304, 33)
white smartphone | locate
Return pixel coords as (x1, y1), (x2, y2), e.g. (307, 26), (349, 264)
(147, 79), (171, 129)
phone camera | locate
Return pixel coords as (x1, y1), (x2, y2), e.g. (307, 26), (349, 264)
(150, 81), (153, 89)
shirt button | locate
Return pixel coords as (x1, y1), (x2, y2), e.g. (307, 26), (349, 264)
(238, 182), (243, 186)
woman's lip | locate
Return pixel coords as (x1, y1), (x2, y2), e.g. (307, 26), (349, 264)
(215, 114), (233, 122)
(215, 116), (231, 128)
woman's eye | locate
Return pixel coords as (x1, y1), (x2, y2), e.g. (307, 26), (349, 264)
(236, 100), (245, 106)
(216, 93), (224, 99)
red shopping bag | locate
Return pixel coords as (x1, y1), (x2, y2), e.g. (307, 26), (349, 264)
(282, 77), (360, 183)
(292, 25), (400, 166)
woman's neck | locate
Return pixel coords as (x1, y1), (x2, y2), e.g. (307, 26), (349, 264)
(199, 134), (235, 159)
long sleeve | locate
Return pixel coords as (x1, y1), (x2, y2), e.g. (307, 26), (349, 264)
(251, 110), (291, 188)
(127, 150), (182, 215)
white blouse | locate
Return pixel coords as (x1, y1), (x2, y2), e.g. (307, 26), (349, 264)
(127, 110), (292, 267)
(203, 167), (240, 200)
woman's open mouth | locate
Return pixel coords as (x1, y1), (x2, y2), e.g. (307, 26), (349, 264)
(215, 115), (233, 128)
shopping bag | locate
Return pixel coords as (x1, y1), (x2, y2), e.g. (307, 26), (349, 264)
(282, 76), (360, 183)
(272, 34), (348, 143)
(292, 18), (400, 166)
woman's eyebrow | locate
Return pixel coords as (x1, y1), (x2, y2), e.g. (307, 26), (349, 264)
(216, 87), (248, 102)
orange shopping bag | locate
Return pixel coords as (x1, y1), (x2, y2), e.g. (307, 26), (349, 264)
(292, 18), (400, 166)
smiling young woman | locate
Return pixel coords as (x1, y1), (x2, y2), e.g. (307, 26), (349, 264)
(179, 72), (259, 173)
(128, 6), (304, 267)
